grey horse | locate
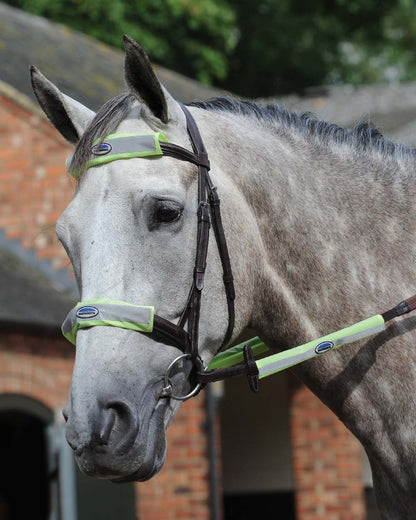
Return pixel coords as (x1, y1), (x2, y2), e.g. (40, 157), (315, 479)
(31, 36), (416, 518)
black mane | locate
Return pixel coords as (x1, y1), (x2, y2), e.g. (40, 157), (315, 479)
(189, 97), (416, 162)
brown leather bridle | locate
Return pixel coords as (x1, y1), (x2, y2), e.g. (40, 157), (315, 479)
(63, 104), (260, 400)
(138, 104), (236, 399)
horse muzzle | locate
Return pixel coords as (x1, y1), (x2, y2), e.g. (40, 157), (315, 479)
(65, 383), (170, 480)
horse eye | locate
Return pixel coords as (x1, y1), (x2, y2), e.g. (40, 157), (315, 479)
(155, 202), (182, 224)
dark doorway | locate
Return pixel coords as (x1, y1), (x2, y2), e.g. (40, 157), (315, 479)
(0, 396), (137, 520)
(224, 491), (295, 519)
(0, 410), (49, 520)
(220, 373), (296, 520)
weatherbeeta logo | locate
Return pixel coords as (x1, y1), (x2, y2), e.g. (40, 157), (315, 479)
(76, 306), (99, 319)
(314, 341), (334, 355)
(92, 142), (112, 156)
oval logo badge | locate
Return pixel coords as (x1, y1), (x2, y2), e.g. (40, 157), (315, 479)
(92, 142), (112, 156)
(76, 306), (99, 319)
(314, 341), (334, 355)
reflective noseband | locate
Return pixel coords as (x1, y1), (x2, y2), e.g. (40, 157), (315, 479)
(62, 299), (154, 345)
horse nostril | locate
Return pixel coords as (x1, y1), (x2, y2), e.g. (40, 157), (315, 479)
(99, 408), (116, 445)
(106, 401), (136, 429)
(104, 401), (138, 454)
(66, 400), (138, 457)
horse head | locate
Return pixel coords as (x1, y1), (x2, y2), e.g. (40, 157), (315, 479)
(31, 36), (257, 481)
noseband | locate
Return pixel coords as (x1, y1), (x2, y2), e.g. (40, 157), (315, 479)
(62, 104), (236, 400)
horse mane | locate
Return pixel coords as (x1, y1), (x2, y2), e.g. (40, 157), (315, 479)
(71, 93), (416, 176)
(189, 97), (416, 166)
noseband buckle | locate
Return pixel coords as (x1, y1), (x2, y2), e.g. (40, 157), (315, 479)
(160, 354), (205, 401)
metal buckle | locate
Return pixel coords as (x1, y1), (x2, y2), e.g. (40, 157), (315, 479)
(159, 354), (204, 401)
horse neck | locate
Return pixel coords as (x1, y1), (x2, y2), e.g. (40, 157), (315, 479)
(199, 109), (416, 352)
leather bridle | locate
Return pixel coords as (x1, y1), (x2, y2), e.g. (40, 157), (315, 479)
(63, 104), (416, 400)
(149, 104), (237, 399)
(63, 104), (243, 400)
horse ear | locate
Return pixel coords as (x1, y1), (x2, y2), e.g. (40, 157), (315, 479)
(123, 35), (182, 125)
(30, 66), (95, 144)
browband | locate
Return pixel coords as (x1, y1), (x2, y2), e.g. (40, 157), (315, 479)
(67, 132), (168, 179)
(66, 132), (210, 179)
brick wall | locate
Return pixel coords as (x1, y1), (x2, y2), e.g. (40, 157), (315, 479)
(0, 92), (74, 269)
(0, 88), (211, 520)
(290, 382), (366, 520)
(0, 332), (73, 410)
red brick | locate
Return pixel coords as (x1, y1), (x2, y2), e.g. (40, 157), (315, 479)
(290, 384), (366, 520)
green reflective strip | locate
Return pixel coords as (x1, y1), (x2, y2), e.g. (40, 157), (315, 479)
(207, 315), (386, 379)
(61, 299), (154, 345)
(208, 337), (269, 370)
(67, 132), (169, 179)
(256, 314), (385, 379)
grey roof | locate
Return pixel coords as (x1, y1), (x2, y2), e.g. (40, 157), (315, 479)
(269, 83), (416, 147)
(0, 231), (76, 332)
(0, 2), (225, 111)
(0, 243), (75, 332)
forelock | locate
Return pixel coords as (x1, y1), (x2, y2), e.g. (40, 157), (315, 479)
(70, 92), (135, 176)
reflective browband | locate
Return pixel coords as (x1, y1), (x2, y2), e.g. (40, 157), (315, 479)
(66, 131), (210, 179)
(66, 133), (168, 179)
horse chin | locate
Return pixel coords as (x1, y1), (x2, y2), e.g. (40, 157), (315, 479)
(75, 398), (169, 482)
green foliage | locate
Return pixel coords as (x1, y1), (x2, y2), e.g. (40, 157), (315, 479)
(222, 0), (411, 96)
(6, 0), (416, 97)
(327, 0), (416, 86)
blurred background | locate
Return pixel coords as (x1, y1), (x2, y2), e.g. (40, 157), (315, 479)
(1, 1), (416, 519)
(5, 0), (416, 98)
